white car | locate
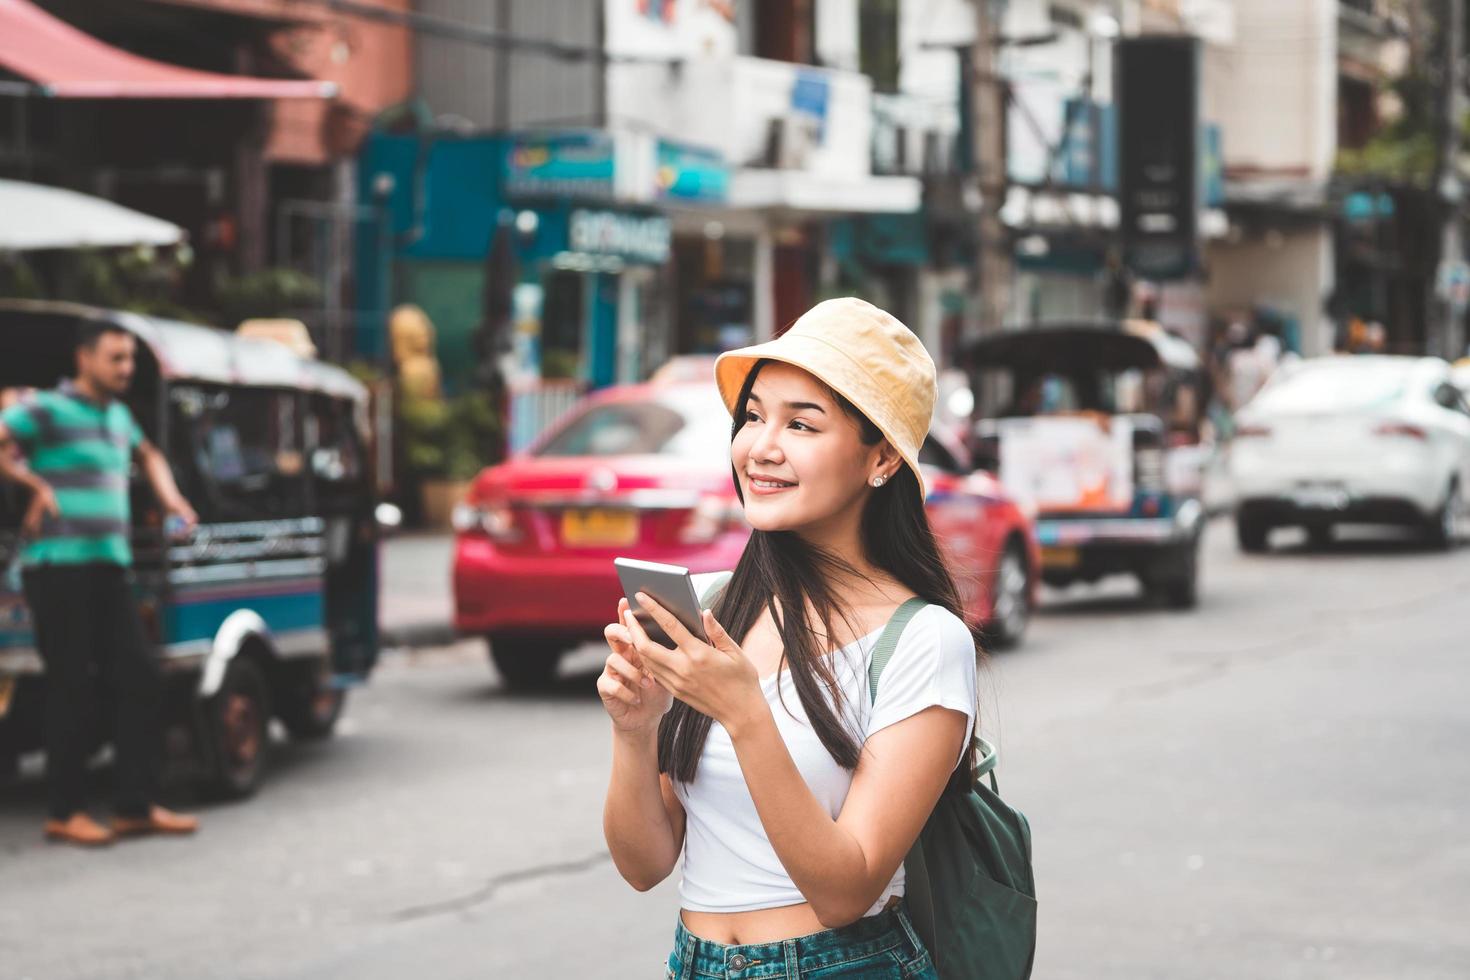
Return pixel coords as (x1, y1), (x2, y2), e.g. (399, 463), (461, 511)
(1229, 355), (1470, 551)
(1454, 361), (1470, 400)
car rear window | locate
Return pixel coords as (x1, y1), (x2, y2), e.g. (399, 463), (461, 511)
(536, 390), (732, 459)
(1250, 361), (1411, 414)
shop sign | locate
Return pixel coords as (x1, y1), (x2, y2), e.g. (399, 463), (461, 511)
(1342, 191), (1395, 222)
(791, 70), (831, 141)
(656, 140), (729, 203)
(1117, 36), (1201, 280)
(505, 132), (615, 199)
(568, 209), (671, 264)
(606, 0), (738, 60)
(1200, 123), (1223, 208)
(1057, 98), (1117, 192)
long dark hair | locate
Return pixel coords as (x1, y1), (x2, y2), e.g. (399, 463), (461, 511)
(658, 359), (976, 782)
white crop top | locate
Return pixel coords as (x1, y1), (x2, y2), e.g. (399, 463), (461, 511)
(671, 601), (978, 916)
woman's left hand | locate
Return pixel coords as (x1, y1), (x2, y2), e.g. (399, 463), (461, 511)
(623, 593), (764, 733)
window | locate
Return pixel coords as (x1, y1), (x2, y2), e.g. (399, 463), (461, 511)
(918, 436), (963, 474)
(537, 392), (731, 462)
(1252, 362), (1410, 414)
(171, 386), (308, 521)
(307, 395), (367, 511)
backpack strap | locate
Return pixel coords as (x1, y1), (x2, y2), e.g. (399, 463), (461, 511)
(868, 599), (1000, 793)
(866, 596), (930, 706)
(698, 571), (733, 609)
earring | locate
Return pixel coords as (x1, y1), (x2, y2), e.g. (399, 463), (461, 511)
(871, 475), (886, 487)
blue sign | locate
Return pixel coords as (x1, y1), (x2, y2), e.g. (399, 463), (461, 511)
(1342, 191), (1395, 222)
(656, 140), (729, 204)
(1057, 102), (1223, 211)
(829, 214), (929, 267)
(1057, 98), (1117, 191)
(504, 131), (615, 200)
(791, 70), (831, 141)
(1200, 123), (1223, 208)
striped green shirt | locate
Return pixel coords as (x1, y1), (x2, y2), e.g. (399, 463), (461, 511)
(0, 381), (143, 567)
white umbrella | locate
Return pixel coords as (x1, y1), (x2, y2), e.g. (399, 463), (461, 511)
(0, 178), (185, 250)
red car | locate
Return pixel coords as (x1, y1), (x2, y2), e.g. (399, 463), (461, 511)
(452, 378), (1039, 687)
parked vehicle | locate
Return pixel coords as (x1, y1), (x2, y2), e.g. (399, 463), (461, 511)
(965, 321), (1210, 608)
(452, 377), (1039, 689)
(1230, 354), (1470, 551)
(0, 301), (388, 798)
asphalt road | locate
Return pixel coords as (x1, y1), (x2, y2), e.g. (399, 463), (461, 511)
(2, 519), (1467, 979)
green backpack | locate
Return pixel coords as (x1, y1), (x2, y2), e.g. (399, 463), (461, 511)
(868, 597), (1036, 978)
(698, 578), (1037, 977)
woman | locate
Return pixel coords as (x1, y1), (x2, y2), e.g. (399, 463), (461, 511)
(599, 298), (979, 978)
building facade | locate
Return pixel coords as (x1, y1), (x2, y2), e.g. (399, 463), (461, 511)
(361, 0), (923, 395)
(0, 0), (414, 357)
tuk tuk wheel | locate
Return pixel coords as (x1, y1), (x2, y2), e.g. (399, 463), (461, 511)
(1146, 542), (1200, 610)
(200, 656), (270, 800)
(487, 636), (565, 690)
(278, 675), (346, 742)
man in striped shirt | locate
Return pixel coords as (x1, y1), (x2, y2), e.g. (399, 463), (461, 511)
(0, 319), (200, 846)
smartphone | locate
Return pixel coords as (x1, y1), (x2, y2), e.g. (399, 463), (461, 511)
(613, 557), (708, 647)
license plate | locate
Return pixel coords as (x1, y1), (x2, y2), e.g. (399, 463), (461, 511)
(561, 509), (638, 547)
(1040, 546), (1080, 569)
(1291, 485), (1350, 510)
(0, 676), (14, 719)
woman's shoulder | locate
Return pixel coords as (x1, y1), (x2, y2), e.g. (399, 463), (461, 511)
(883, 602), (976, 669)
(867, 601), (978, 728)
(870, 602), (976, 664)
(902, 602), (972, 641)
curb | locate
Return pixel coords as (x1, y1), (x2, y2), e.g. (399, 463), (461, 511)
(380, 620), (459, 650)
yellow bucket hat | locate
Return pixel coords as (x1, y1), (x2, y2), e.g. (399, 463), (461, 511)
(713, 297), (937, 501)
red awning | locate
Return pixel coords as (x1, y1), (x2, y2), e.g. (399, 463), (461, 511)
(0, 0), (335, 99)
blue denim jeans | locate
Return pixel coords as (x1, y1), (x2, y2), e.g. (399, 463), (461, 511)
(665, 901), (937, 979)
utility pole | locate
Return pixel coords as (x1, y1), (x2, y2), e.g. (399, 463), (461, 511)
(1432, 0), (1466, 359)
(970, 0), (1011, 333)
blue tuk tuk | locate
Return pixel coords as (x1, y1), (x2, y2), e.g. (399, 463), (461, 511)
(0, 301), (385, 798)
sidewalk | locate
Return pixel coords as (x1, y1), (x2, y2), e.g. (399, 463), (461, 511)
(378, 532), (456, 649)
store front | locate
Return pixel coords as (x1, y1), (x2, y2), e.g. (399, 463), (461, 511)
(507, 204), (673, 390)
(499, 130), (730, 388)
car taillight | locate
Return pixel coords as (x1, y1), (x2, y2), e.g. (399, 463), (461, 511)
(1373, 422), (1427, 441)
(679, 495), (746, 544)
(451, 501), (523, 542)
(1234, 424), (1272, 439)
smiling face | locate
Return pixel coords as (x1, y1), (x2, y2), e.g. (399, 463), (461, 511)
(730, 361), (901, 537)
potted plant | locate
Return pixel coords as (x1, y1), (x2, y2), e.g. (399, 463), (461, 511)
(401, 389), (503, 528)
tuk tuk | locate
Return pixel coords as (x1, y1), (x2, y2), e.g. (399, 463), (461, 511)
(0, 301), (384, 798)
(965, 320), (1208, 608)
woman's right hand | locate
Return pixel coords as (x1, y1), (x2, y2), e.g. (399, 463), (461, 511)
(598, 598), (673, 734)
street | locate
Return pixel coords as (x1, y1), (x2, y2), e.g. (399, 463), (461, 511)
(2, 519), (1468, 980)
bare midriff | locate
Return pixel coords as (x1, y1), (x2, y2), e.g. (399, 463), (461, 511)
(680, 902), (831, 946)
